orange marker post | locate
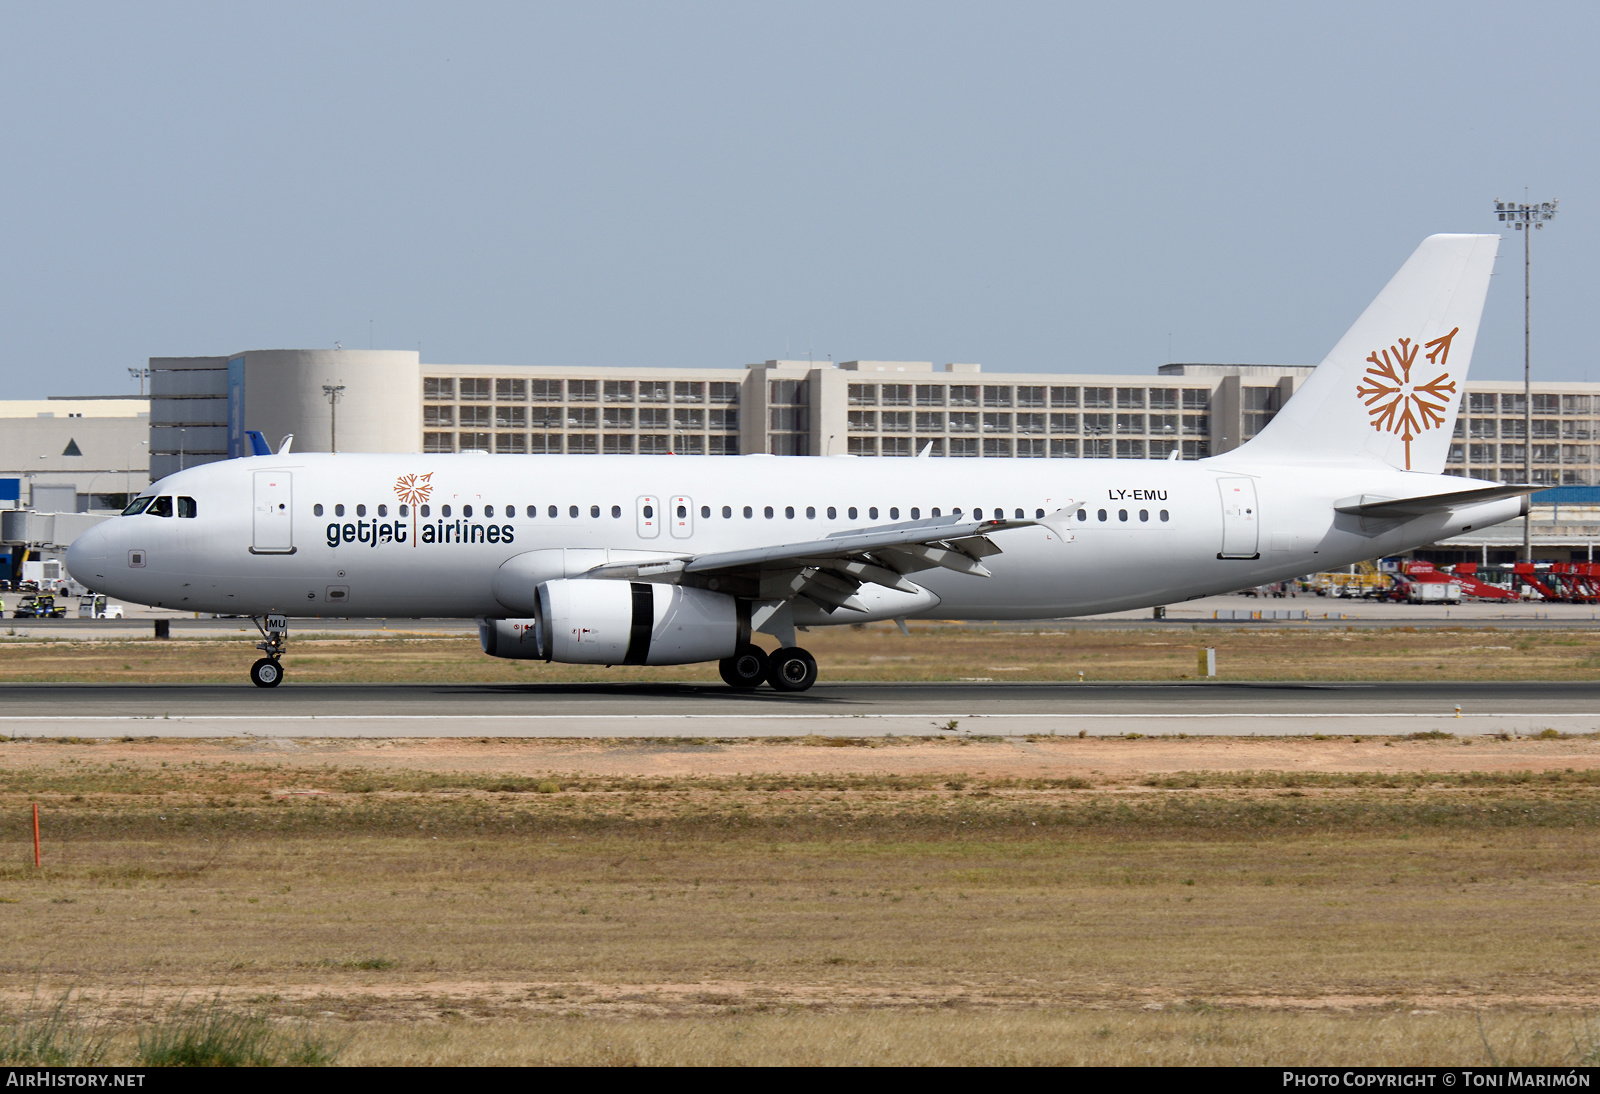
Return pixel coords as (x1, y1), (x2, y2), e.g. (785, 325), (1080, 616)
(32, 803), (40, 868)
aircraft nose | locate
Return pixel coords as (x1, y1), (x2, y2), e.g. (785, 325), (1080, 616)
(65, 521), (111, 587)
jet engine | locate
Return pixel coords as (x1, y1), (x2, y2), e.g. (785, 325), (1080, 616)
(478, 579), (738, 666)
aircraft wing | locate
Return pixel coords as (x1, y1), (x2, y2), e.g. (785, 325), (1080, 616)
(579, 512), (1046, 613)
(1334, 484), (1536, 519)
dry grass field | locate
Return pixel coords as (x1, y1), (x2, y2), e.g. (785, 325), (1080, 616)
(1, 734), (1599, 1065)
(4, 620), (1600, 683)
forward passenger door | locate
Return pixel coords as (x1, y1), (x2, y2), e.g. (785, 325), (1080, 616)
(251, 471), (294, 554)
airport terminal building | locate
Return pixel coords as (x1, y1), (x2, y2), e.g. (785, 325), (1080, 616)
(148, 348), (1600, 489)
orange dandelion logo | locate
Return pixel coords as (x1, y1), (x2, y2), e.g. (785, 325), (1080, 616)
(1355, 326), (1459, 470)
(394, 472), (433, 546)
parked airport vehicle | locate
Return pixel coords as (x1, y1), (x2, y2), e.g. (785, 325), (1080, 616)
(13, 593), (66, 619)
(77, 593), (123, 619)
(67, 235), (1530, 690)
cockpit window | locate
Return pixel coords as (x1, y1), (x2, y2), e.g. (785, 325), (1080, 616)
(177, 496), (197, 518)
(122, 496), (153, 516)
(147, 496), (174, 518)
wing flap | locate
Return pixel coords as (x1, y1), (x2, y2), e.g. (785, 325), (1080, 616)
(679, 513), (1029, 576)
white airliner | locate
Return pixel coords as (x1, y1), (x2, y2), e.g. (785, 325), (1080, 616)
(68, 234), (1528, 691)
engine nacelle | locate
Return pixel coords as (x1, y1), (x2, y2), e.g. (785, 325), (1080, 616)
(479, 579), (738, 666)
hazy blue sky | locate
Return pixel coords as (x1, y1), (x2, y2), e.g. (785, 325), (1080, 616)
(1, 1), (1593, 397)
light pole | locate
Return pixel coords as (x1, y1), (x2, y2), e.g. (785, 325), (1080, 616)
(127, 367), (151, 397)
(126, 439), (148, 499)
(1084, 419), (1109, 458)
(322, 384), (346, 453)
(1494, 197), (1558, 561)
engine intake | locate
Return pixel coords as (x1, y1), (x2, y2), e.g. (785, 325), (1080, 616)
(479, 579), (738, 666)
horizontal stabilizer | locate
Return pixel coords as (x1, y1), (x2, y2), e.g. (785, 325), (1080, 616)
(1334, 483), (1535, 519)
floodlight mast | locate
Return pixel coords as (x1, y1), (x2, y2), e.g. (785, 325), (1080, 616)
(1494, 198), (1558, 562)
(322, 383), (346, 453)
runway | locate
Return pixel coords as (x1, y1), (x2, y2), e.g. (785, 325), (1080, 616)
(1, 681), (1596, 738)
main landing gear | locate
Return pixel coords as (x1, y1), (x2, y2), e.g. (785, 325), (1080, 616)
(717, 644), (818, 692)
(249, 614), (288, 688)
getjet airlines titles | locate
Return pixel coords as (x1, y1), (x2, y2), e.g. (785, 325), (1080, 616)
(67, 234), (1529, 691)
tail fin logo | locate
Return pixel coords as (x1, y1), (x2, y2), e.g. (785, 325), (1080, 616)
(1356, 327), (1459, 469)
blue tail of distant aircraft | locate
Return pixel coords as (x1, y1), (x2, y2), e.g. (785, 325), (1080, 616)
(243, 430), (273, 457)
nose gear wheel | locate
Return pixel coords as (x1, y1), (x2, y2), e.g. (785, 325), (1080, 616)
(250, 657), (283, 688)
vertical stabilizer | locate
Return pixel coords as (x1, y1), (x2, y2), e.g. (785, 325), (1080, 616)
(1240, 234), (1499, 473)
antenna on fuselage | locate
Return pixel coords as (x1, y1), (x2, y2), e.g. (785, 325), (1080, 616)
(278, 434), (295, 455)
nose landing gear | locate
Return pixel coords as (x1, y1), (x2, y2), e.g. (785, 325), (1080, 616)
(249, 614), (288, 688)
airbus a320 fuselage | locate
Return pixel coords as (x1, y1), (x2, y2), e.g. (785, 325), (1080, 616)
(67, 234), (1524, 690)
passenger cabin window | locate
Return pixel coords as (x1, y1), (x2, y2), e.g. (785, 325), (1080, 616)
(1118, 509), (1128, 521)
(177, 496), (197, 518)
(335, 504), (345, 517)
(701, 505), (710, 518)
(378, 504), (388, 517)
(421, 505), (430, 518)
(356, 504), (366, 517)
(785, 506), (795, 519)
(462, 505), (472, 517)
(590, 505), (600, 518)
(147, 496), (174, 518)
(868, 507), (877, 519)
(569, 505), (579, 518)
(1078, 509), (1087, 520)
(313, 503), (324, 517)
(910, 508), (920, 519)
(889, 508), (899, 519)
(399, 504), (409, 517)
(764, 506), (774, 518)
(722, 506), (732, 518)
(1160, 509), (1170, 521)
(743, 506), (752, 518)
(1097, 509), (1107, 521)
(612, 505), (622, 518)
(122, 497), (152, 516)
(806, 506), (816, 519)
(442, 505), (452, 517)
